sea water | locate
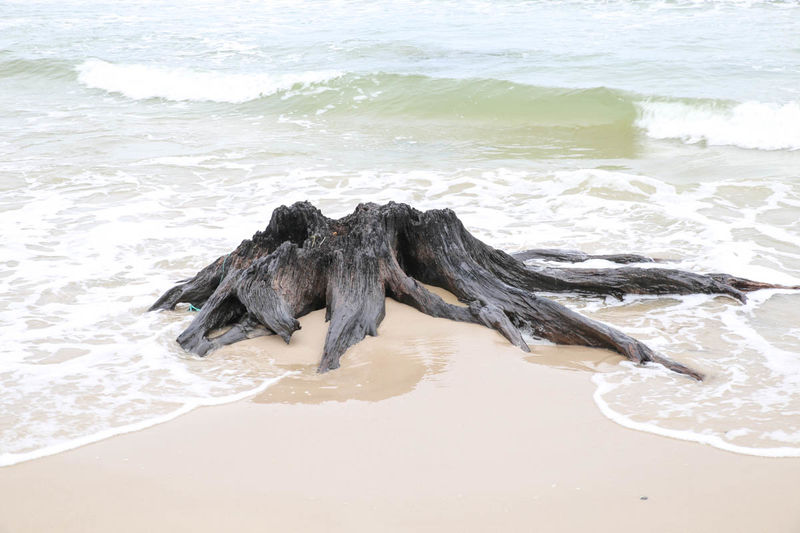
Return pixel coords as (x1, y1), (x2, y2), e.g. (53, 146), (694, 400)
(1, 0), (799, 465)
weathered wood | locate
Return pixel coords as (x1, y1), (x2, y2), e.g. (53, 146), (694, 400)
(150, 201), (797, 380)
(512, 249), (659, 264)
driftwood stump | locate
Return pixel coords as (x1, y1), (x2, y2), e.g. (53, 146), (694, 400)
(150, 202), (795, 380)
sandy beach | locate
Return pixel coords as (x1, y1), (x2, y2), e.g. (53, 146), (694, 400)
(3, 2), (800, 531)
(2, 293), (798, 533)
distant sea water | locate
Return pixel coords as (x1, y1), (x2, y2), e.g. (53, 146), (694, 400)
(1, 0), (799, 465)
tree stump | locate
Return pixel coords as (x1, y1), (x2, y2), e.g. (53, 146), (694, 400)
(150, 201), (796, 380)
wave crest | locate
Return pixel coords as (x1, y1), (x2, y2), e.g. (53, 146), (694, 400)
(637, 100), (800, 151)
(72, 59), (800, 152)
(76, 59), (343, 103)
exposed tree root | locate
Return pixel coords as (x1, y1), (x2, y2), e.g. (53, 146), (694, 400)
(150, 202), (797, 380)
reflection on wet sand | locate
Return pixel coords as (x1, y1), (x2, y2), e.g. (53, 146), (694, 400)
(253, 306), (453, 404)
(216, 285), (619, 405)
(523, 346), (623, 373)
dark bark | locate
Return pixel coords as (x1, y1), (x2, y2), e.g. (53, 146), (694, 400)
(150, 202), (797, 380)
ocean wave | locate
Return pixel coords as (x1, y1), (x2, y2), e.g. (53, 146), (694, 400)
(314, 74), (638, 127)
(70, 60), (800, 151)
(0, 56), (76, 81)
(636, 100), (800, 151)
(74, 61), (638, 127)
(76, 59), (343, 103)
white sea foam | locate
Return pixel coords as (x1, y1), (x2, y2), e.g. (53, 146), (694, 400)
(76, 59), (342, 103)
(0, 167), (302, 467)
(592, 371), (800, 457)
(2, 163), (799, 465)
(0, 373), (292, 467)
(580, 287), (800, 456)
(637, 100), (800, 151)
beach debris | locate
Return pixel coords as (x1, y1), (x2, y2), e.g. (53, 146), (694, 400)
(149, 202), (796, 380)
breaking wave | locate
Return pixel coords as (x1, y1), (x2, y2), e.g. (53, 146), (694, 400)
(76, 58), (344, 103)
(637, 100), (800, 151)
(0, 56), (789, 151)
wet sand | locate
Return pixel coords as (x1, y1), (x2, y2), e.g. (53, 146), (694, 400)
(1, 293), (799, 532)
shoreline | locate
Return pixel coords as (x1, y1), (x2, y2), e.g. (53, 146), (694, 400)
(2, 296), (799, 532)
(591, 373), (800, 458)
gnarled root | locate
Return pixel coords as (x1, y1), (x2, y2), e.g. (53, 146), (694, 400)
(150, 202), (796, 380)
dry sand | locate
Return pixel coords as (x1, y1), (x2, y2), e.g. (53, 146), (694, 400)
(1, 290), (799, 532)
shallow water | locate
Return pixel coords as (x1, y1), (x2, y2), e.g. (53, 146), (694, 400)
(1, 0), (799, 464)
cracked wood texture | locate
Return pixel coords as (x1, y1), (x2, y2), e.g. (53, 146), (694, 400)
(149, 201), (797, 380)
